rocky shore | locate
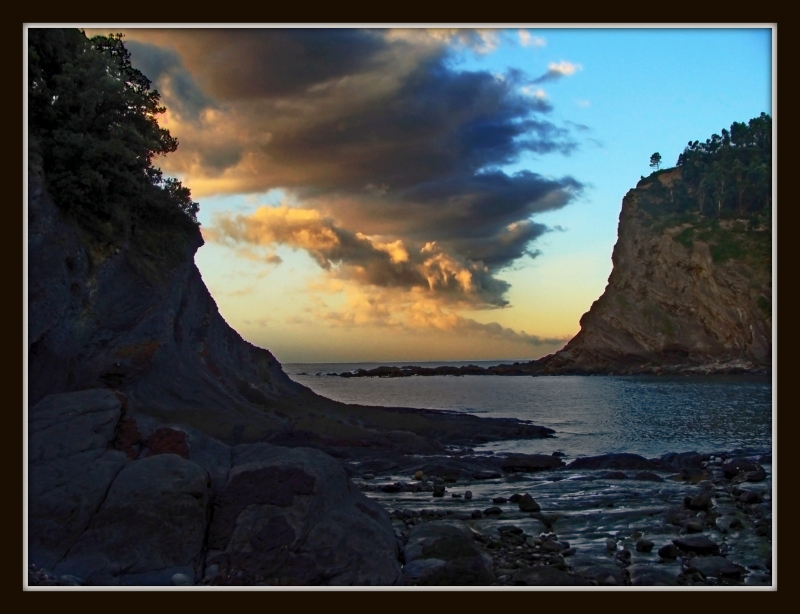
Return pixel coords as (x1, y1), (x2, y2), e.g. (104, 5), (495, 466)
(28, 387), (771, 587)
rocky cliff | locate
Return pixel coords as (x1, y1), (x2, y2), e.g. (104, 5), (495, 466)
(535, 168), (772, 375)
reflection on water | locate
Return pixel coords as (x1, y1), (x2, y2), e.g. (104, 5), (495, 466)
(286, 362), (772, 458)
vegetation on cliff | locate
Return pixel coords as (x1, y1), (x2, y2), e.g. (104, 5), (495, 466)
(634, 114), (771, 276)
(28, 28), (199, 275)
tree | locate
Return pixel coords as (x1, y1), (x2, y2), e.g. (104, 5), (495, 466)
(28, 29), (199, 234)
(649, 152), (662, 171)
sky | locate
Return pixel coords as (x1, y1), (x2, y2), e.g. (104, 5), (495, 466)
(83, 26), (773, 363)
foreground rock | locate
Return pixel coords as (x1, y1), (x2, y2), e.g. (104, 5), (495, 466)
(403, 521), (494, 586)
(28, 390), (403, 586)
(205, 443), (402, 586)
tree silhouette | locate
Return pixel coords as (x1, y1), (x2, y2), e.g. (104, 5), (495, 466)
(649, 152), (662, 171)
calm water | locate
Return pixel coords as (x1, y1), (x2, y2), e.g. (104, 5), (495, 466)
(285, 361), (773, 459)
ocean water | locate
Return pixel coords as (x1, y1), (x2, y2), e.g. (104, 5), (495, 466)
(284, 361), (773, 459)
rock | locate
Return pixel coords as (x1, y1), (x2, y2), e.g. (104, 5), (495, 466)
(688, 556), (746, 579)
(498, 526), (523, 535)
(566, 453), (666, 471)
(403, 521), (494, 586)
(513, 566), (587, 586)
(472, 471), (501, 480)
(518, 494), (540, 512)
(414, 470), (424, 480)
(483, 507), (503, 516)
(661, 451), (704, 474)
(530, 512), (558, 528)
(28, 390), (129, 570)
(470, 510), (482, 519)
(362, 473), (375, 480)
(382, 484), (403, 493)
(52, 453), (210, 585)
(721, 458), (761, 478)
(171, 573), (193, 586)
(673, 535), (721, 555)
(628, 564), (680, 586)
(500, 454), (565, 472)
(686, 492), (712, 510)
(745, 468), (767, 482)
(145, 427), (190, 459)
(685, 521), (704, 533)
(508, 494), (522, 503)
(606, 539), (617, 552)
(658, 544), (679, 559)
(635, 539), (654, 553)
(464, 491), (473, 500)
(432, 484), (446, 497)
(451, 493), (462, 498)
(729, 518), (743, 529)
(755, 524), (771, 537)
(757, 454), (772, 465)
(492, 497), (508, 504)
(205, 443), (402, 585)
(738, 490), (762, 504)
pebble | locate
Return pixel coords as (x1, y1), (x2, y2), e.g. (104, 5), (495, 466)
(635, 539), (655, 553)
(658, 544), (679, 559)
(464, 490), (473, 500)
(483, 506), (503, 515)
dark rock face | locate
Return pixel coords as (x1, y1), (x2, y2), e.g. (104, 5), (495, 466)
(28, 173), (303, 443)
(205, 444), (402, 586)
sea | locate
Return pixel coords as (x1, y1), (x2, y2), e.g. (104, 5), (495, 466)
(284, 360), (773, 460)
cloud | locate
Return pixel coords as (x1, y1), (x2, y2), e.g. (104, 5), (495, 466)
(533, 60), (583, 84)
(206, 205), (516, 307)
(110, 28), (586, 341)
(519, 30), (546, 48)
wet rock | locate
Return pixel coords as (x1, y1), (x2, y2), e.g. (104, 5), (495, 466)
(658, 544), (679, 559)
(501, 454), (564, 472)
(483, 506), (503, 516)
(567, 453), (667, 471)
(673, 535), (721, 555)
(688, 556), (746, 579)
(508, 494), (522, 503)
(498, 526), (523, 535)
(432, 484), (446, 497)
(513, 566), (587, 586)
(738, 490), (762, 504)
(661, 452), (704, 474)
(464, 491), (473, 500)
(757, 454), (772, 465)
(382, 483), (403, 493)
(518, 494), (541, 512)
(686, 492), (712, 510)
(363, 473), (375, 480)
(530, 512), (558, 528)
(628, 564), (680, 586)
(414, 470), (424, 480)
(755, 524), (771, 537)
(721, 458), (760, 478)
(573, 562), (624, 586)
(451, 493), (462, 498)
(635, 539), (654, 553)
(685, 521), (704, 533)
(606, 539), (617, 552)
(745, 468), (767, 482)
(492, 497), (508, 504)
(728, 518), (743, 529)
(403, 520), (494, 586)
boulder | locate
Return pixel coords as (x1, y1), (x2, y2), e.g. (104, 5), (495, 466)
(52, 453), (211, 585)
(721, 458), (761, 478)
(28, 390), (129, 570)
(403, 521), (494, 586)
(500, 454), (564, 472)
(518, 494), (541, 512)
(688, 556), (747, 579)
(206, 443), (402, 586)
(673, 535), (721, 555)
